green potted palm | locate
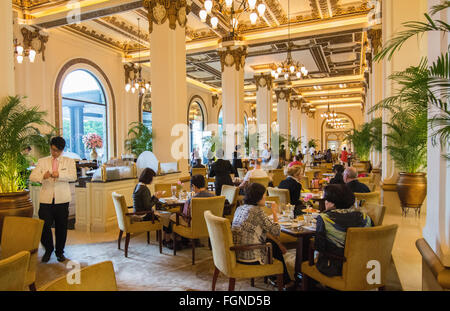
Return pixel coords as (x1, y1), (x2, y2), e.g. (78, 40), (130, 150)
(124, 122), (153, 158)
(307, 138), (317, 149)
(287, 135), (302, 159)
(345, 123), (372, 172)
(0, 96), (51, 236)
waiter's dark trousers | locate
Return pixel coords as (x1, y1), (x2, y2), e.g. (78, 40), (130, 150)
(38, 200), (69, 256)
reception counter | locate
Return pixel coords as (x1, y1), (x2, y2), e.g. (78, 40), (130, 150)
(74, 172), (187, 232)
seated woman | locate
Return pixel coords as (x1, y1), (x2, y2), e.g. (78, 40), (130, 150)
(132, 168), (164, 222)
(231, 183), (293, 288)
(329, 164), (345, 185)
(314, 184), (373, 277)
(278, 165), (303, 208)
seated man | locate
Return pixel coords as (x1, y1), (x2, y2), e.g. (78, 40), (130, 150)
(343, 167), (370, 193)
(239, 158), (269, 188)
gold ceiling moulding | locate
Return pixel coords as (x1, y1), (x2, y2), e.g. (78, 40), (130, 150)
(218, 46), (248, 72)
(20, 26), (49, 61)
(254, 73), (273, 91)
(367, 28), (382, 55)
(143, 0), (191, 34)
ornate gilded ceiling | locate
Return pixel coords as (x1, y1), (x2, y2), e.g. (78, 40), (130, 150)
(13, 0), (377, 107)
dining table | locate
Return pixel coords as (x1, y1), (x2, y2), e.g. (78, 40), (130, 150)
(301, 191), (326, 212)
(278, 216), (316, 287)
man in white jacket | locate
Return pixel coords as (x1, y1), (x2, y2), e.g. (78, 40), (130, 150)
(30, 137), (77, 263)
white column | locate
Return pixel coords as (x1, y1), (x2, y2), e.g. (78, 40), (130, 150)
(381, 0), (428, 186)
(0, 0), (15, 98)
(150, 7), (188, 173)
(275, 89), (290, 158)
(255, 73), (273, 148)
(300, 111), (309, 145)
(219, 45), (247, 159)
(290, 104), (301, 139)
(423, 0), (450, 267)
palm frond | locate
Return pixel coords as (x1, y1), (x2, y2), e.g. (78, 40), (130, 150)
(430, 1), (450, 15)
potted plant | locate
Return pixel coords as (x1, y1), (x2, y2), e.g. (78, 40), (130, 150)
(125, 122), (153, 158)
(0, 96), (51, 237)
(345, 123), (373, 172)
(288, 135), (302, 159)
(385, 108), (428, 215)
(307, 139), (317, 149)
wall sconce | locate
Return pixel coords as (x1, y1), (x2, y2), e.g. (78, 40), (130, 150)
(124, 63), (150, 94)
(14, 26), (49, 64)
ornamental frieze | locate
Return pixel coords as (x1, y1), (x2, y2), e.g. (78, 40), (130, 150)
(218, 46), (248, 72)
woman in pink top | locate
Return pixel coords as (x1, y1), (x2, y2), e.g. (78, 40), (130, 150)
(340, 147), (349, 164)
(288, 155), (303, 168)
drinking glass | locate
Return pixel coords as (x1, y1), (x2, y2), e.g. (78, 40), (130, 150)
(171, 185), (177, 198)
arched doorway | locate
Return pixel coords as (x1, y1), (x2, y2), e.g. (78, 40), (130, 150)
(321, 113), (355, 152)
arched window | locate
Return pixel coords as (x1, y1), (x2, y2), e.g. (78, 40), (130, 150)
(62, 70), (108, 161)
(188, 100), (205, 161)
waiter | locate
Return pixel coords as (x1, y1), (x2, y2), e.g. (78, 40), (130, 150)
(30, 137), (77, 263)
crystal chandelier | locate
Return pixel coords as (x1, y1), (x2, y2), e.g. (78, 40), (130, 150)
(199, 0), (266, 35)
(321, 104), (338, 121)
(14, 39), (36, 64)
(125, 18), (150, 95)
(328, 118), (345, 129)
(271, 0), (308, 81)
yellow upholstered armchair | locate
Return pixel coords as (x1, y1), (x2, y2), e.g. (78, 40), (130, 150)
(221, 185), (240, 222)
(249, 177), (270, 188)
(267, 187), (291, 207)
(360, 203), (386, 226)
(269, 169), (286, 187)
(112, 192), (163, 257)
(0, 216), (43, 291)
(355, 191), (381, 207)
(172, 196), (226, 265)
(0, 251), (30, 291)
(192, 167), (207, 177)
(39, 261), (117, 291)
(301, 224), (398, 291)
(204, 211), (284, 291)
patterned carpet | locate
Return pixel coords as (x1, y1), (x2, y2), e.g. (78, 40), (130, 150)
(34, 233), (402, 291)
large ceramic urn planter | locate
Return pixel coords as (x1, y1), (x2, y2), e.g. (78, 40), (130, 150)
(0, 190), (34, 239)
(396, 172), (427, 216)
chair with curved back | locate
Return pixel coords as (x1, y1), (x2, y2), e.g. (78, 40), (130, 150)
(269, 169), (286, 187)
(112, 192), (163, 257)
(221, 185), (240, 222)
(302, 224), (398, 291)
(192, 167), (207, 178)
(360, 203), (386, 226)
(172, 196), (226, 265)
(249, 177), (270, 188)
(267, 187), (291, 208)
(355, 191), (381, 207)
(39, 261), (117, 291)
(0, 216), (43, 291)
(358, 177), (371, 185)
(204, 210), (284, 291)
(0, 251), (30, 291)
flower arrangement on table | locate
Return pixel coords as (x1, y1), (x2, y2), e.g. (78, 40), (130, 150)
(320, 177), (330, 187)
(82, 133), (103, 161)
(82, 133), (103, 150)
(302, 194), (314, 208)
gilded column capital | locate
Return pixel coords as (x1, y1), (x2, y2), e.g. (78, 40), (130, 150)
(301, 103), (315, 119)
(254, 73), (273, 91)
(367, 28), (382, 54)
(218, 46), (248, 72)
(143, 0), (190, 34)
(275, 88), (291, 102)
(290, 99), (302, 110)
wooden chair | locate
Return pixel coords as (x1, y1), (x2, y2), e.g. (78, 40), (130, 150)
(302, 224), (398, 291)
(204, 211), (284, 291)
(269, 169), (286, 187)
(172, 196), (226, 265)
(112, 192), (163, 257)
(39, 261), (117, 291)
(355, 191), (381, 207)
(249, 177), (270, 188)
(361, 203), (386, 226)
(0, 216), (43, 291)
(265, 189), (297, 247)
(221, 185), (240, 222)
(0, 251), (30, 291)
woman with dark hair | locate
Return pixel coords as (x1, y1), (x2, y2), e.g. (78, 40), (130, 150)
(329, 164), (345, 185)
(314, 184), (373, 277)
(231, 183), (293, 288)
(132, 168), (164, 221)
